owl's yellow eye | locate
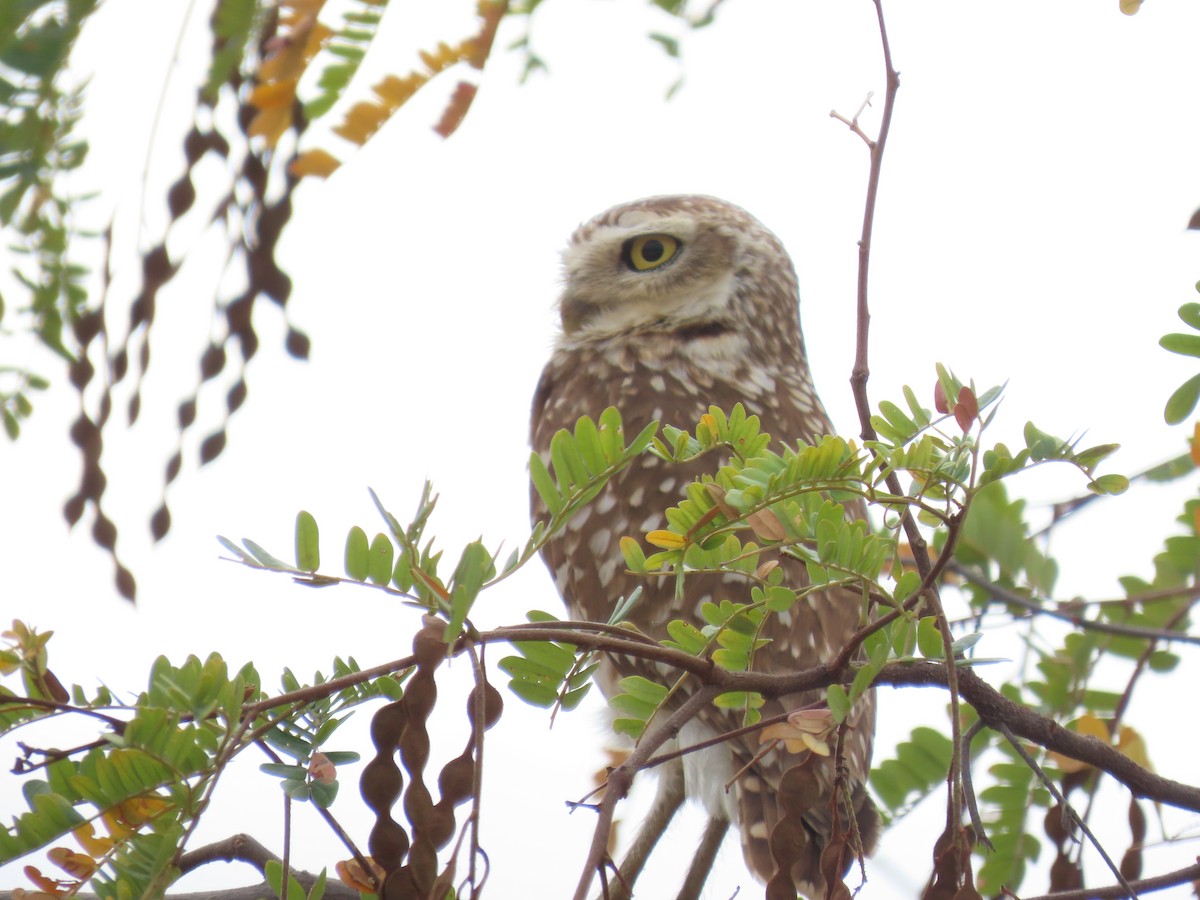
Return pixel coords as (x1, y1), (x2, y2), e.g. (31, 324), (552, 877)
(621, 234), (681, 272)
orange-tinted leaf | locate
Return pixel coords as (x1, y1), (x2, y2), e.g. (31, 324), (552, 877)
(1191, 421), (1200, 465)
(309, 752), (337, 784)
(247, 80), (296, 111)
(433, 81), (477, 138)
(467, 0), (506, 69)
(933, 380), (949, 414)
(22, 867), (66, 895)
(290, 149), (342, 179)
(336, 857), (386, 893)
(46, 848), (96, 880)
(954, 386), (979, 432)
(248, 105), (295, 145)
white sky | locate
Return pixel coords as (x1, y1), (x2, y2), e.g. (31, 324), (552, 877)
(4, 1), (1200, 898)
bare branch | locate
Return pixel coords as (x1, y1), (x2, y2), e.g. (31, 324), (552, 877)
(1016, 860), (1200, 900)
(949, 563), (1200, 646)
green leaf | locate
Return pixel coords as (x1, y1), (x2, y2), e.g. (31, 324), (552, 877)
(446, 540), (493, 642)
(1142, 452), (1194, 482)
(950, 632), (983, 656)
(243, 539), (294, 570)
(1072, 443), (1119, 472)
(265, 860), (307, 900)
(894, 570), (922, 603)
(310, 780), (339, 808)
(916, 616), (945, 659)
(1087, 473), (1130, 495)
(529, 451), (563, 516)
(260, 763), (308, 779)
(878, 400), (918, 440)
(217, 535), (260, 567)
(1164, 373), (1200, 424)
(1178, 302), (1200, 331)
(608, 586), (642, 625)
(1159, 332), (1200, 358)
(573, 415), (606, 475)
(295, 511), (319, 572)
(663, 618), (706, 654)
(827, 684), (850, 724)
(617, 675), (668, 705)
(367, 533), (394, 585)
(308, 869), (328, 900)
(344, 526), (369, 581)
(620, 536), (647, 573)
(511, 639), (575, 675)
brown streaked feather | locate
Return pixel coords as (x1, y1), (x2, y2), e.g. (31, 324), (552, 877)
(530, 196), (877, 898)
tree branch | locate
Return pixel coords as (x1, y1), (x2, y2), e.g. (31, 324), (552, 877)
(1016, 860), (1200, 900)
(950, 563), (1200, 646)
(570, 685), (720, 900)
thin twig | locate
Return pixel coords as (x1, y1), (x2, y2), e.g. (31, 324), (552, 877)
(841, 0), (976, 871)
(466, 641), (489, 897)
(959, 720), (993, 850)
(948, 563), (1200, 646)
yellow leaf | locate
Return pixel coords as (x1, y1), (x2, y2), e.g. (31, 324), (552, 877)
(1117, 725), (1153, 771)
(72, 823), (114, 857)
(248, 106), (294, 145)
(645, 530), (686, 550)
(100, 810), (133, 841)
(332, 101), (391, 145)
(1119, 0), (1142, 13)
(1049, 713), (1114, 774)
(760, 707), (834, 755)
(800, 733), (831, 756)
(116, 794), (170, 827)
(290, 149), (342, 179)
(373, 73), (426, 110)
(1074, 712), (1108, 740)
(247, 80), (296, 112)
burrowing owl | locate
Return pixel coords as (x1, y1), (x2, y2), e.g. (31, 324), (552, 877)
(530, 195), (877, 899)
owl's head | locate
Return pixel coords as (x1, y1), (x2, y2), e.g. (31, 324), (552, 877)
(556, 195), (801, 350)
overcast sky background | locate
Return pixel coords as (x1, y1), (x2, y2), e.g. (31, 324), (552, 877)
(4, 1), (1200, 897)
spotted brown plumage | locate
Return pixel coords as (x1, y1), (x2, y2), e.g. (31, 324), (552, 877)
(529, 195), (878, 898)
